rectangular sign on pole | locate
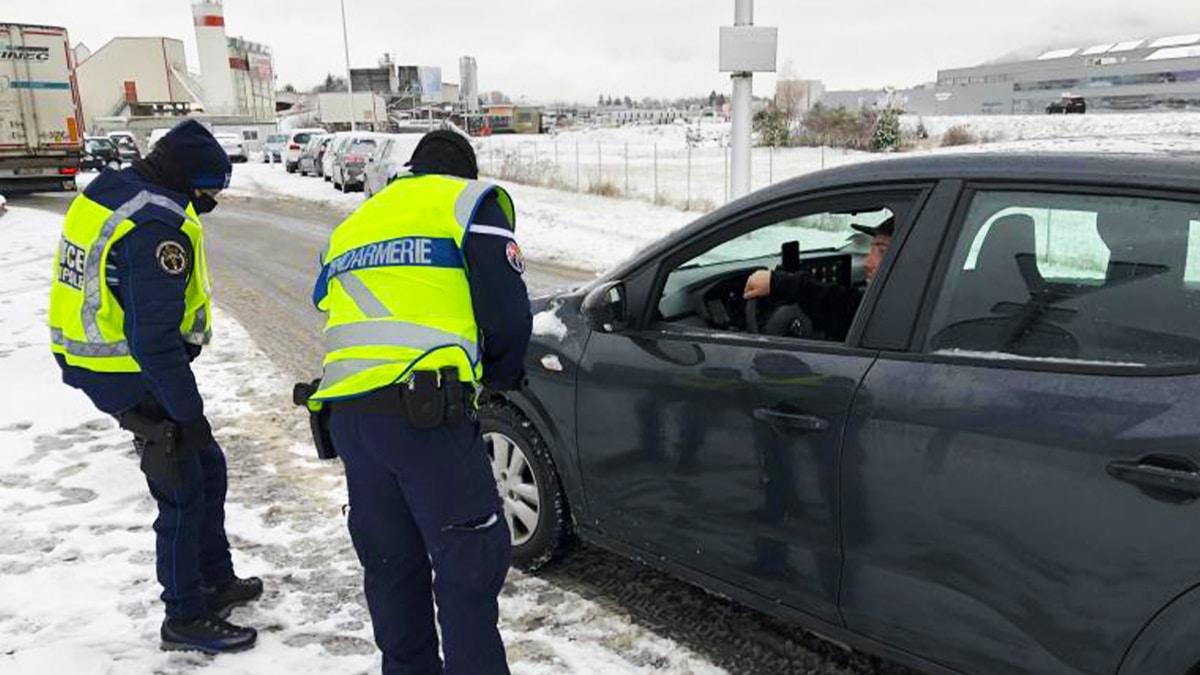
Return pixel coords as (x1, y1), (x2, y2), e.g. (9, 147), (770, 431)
(719, 26), (778, 72)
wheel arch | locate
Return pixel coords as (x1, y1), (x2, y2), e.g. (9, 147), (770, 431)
(481, 387), (588, 526)
(1118, 581), (1200, 675)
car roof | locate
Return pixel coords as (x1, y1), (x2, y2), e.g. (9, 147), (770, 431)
(763, 152), (1200, 197)
(601, 152), (1200, 282)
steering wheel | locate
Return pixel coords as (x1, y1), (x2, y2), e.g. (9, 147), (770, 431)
(745, 295), (817, 338)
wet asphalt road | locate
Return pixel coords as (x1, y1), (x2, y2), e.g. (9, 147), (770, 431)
(11, 189), (917, 675)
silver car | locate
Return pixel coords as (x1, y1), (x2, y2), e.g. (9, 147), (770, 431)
(332, 136), (382, 192)
(298, 134), (329, 177)
(363, 134), (424, 197)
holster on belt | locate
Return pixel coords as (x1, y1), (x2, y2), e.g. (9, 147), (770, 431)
(293, 379), (338, 460)
(118, 401), (182, 487)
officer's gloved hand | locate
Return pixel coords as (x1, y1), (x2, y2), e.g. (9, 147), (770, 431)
(177, 416), (215, 455)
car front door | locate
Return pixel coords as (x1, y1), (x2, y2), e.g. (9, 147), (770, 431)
(841, 185), (1200, 674)
(575, 187), (928, 624)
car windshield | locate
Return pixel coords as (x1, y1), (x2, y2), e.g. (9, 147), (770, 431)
(86, 138), (114, 151)
(349, 139), (377, 152)
(681, 209), (891, 269)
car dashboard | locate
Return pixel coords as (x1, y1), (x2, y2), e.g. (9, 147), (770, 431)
(658, 246), (860, 334)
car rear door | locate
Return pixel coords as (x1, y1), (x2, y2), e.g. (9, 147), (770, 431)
(840, 183), (1200, 674)
(574, 185), (935, 625)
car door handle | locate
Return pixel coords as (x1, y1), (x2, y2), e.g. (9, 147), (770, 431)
(1107, 456), (1200, 498)
(753, 408), (830, 433)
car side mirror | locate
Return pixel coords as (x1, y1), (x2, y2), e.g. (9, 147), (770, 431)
(582, 281), (629, 333)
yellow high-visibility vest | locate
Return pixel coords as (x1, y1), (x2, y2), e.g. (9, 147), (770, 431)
(48, 190), (212, 373)
(311, 173), (514, 401)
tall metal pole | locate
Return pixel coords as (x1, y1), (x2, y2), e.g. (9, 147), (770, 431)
(340, 0), (356, 131)
(730, 0), (753, 200)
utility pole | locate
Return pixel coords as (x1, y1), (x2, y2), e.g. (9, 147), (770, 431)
(730, 0), (752, 200)
(340, 0), (356, 131)
(720, 0), (776, 202)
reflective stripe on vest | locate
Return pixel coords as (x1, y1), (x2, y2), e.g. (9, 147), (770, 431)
(312, 175), (509, 401)
(49, 189), (213, 370)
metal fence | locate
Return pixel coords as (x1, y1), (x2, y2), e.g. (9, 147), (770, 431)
(475, 136), (867, 212)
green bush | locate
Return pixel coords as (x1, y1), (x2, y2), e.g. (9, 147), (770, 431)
(871, 108), (902, 152)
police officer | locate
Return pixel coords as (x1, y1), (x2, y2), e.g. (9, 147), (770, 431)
(48, 120), (261, 653)
(309, 129), (531, 675)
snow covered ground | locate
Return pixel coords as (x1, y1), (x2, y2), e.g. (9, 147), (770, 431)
(223, 163), (698, 274)
(902, 111), (1200, 143)
(0, 205), (727, 674)
(473, 113), (1200, 213)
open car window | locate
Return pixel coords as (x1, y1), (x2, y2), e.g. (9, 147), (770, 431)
(653, 199), (911, 344)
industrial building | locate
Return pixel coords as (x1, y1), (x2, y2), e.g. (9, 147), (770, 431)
(76, 0), (276, 138)
(935, 35), (1200, 114)
(819, 33), (1200, 115)
(76, 37), (195, 128)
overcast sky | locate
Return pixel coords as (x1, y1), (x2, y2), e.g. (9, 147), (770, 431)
(4, 0), (1199, 102)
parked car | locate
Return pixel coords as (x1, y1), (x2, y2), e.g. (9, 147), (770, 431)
(264, 133), (289, 163)
(333, 136), (384, 192)
(283, 128), (326, 173)
(298, 134), (330, 177)
(321, 133), (354, 182)
(214, 133), (248, 163)
(105, 131), (142, 162)
(79, 136), (120, 172)
(360, 133), (427, 195)
(363, 133), (423, 197)
(1047, 95), (1086, 114)
(146, 127), (172, 152)
(480, 153), (1200, 675)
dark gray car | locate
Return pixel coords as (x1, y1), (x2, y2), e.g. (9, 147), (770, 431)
(481, 153), (1200, 675)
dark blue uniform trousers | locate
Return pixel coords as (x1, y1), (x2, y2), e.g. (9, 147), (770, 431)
(330, 409), (512, 675)
(145, 439), (235, 619)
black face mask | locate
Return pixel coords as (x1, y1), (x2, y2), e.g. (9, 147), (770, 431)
(193, 192), (219, 214)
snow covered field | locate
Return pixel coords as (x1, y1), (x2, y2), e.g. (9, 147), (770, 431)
(224, 163), (698, 274)
(0, 205), (726, 674)
(473, 113), (1200, 212)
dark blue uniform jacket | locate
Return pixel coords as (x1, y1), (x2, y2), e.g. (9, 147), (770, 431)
(56, 168), (205, 422)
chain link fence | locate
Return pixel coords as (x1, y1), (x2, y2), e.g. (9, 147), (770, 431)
(476, 135), (871, 213)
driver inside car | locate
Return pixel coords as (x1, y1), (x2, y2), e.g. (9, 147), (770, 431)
(742, 217), (894, 341)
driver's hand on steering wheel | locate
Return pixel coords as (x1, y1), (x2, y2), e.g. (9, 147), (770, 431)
(743, 269), (772, 299)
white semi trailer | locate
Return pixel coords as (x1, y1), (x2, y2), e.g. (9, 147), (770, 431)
(0, 23), (83, 194)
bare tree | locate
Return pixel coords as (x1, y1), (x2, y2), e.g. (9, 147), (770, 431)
(774, 62), (811, 132)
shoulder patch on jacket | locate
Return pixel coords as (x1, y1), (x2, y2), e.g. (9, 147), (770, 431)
(505, 240), (525, 274)
(156, 241), (190, 275)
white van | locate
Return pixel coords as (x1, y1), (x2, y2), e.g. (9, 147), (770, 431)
(263, 133), (289, 163)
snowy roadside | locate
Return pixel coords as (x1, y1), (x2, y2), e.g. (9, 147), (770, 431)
(0, 205), (727, 675)
(223, 163), (695, 275)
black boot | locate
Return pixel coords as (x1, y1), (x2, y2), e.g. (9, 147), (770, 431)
(160, 615), (257, 654)
(206, 576), (264, 619)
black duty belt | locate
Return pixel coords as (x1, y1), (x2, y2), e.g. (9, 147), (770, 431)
(332, 367), (476, 429)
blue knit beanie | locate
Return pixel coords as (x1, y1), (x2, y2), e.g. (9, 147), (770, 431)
(157, 120), (232, 190)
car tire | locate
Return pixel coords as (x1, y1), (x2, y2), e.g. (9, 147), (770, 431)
(479, 400), (572, 572)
